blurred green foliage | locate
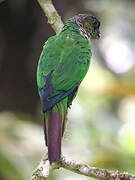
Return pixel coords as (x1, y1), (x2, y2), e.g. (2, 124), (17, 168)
(0, 0), (135, 180)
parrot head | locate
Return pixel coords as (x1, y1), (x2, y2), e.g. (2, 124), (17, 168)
(69, 14), (100, 40)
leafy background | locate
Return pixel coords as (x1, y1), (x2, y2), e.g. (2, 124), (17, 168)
(0, 0), (135, 179)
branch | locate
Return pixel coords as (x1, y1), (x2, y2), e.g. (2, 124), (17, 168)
(37, 0), (64, 34)
(31, 154), (135, 180)
(31, 154), (50, 180)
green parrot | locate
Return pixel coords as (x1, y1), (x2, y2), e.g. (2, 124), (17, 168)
(37, 14), (100, 164)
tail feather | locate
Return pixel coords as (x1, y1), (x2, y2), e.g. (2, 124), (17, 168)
(44, 99), (67, 164)
(62, 112), (67, 137)
(48, 111), (62, 163)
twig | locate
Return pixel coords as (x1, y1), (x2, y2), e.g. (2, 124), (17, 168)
(60, 156), (135, 180)
(37, 0), (64, 34)
(31, 154), (50, 180)
(31, 154), (135, 180)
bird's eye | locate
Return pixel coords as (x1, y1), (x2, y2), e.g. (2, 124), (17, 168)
(92, 18), (100, 28)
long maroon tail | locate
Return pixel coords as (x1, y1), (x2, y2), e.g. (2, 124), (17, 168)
(44, 111), (64, 164)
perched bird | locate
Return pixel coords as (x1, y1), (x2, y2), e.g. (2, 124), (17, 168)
(37, 14), (100, 164)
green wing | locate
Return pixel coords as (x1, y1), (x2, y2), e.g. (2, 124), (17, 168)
(37, 29), (92, 112)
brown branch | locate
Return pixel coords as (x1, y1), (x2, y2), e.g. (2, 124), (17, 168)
(31, 154), (135, 180)
(37, 0), (64, 34)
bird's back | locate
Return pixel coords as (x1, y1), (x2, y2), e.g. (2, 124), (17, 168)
(37, 21), (92, 112)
